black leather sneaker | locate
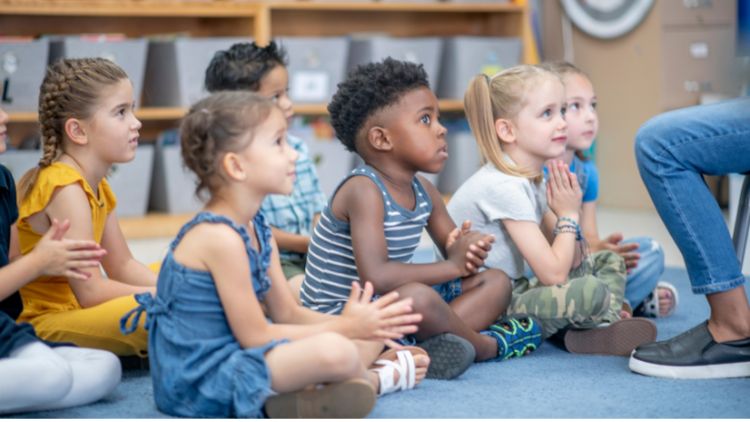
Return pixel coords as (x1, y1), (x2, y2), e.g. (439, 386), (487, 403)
(629, 321), (750, 379)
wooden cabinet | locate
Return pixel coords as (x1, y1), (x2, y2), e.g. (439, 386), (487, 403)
(1, 0), (535, 237)
(541, 0), (739, 210)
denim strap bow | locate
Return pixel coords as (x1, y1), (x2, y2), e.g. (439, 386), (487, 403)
(120, 292), (169, 335)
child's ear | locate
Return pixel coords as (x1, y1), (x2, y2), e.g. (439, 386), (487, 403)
(64, 118), (88, 146)
(495, 118), (515, 145)
(221, 152), (246, 181)
(367, 126), (393, 152)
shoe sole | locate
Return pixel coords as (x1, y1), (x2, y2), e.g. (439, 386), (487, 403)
(564, 318), (657, 356)
(629, 353), (750, 379)
(418, 333), (476, 380)
(264, 378), (376, 418)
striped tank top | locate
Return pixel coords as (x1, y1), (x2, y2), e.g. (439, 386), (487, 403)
(300, 165), (433, 314)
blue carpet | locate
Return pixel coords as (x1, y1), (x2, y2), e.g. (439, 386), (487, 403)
(12, 268), (750, 418)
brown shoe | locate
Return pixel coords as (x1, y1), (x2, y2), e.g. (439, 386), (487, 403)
(264, 378), (376, 418)
(563, 318), (657, 356)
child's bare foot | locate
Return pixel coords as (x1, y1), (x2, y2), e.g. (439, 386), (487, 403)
(371, 346), (430, 396)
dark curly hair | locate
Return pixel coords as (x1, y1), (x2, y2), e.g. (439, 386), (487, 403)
(328, 58), (429, 153)
(204, 41), (288, 93)
(180, 91), (275, 198)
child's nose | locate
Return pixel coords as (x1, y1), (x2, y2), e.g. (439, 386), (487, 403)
(288, 144), (299, 161)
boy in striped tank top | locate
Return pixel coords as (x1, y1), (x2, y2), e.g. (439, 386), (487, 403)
(301, 58), (542, 380)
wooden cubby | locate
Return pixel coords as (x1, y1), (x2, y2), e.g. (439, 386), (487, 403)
(0, 0), (535, 238)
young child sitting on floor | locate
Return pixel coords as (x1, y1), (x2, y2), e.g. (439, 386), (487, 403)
(121, 92), (429, 418)
(448, 65), (656, 356)
(15, 58), (156, 357)
(0, 106), (120, 415)
(300, 58), (542, 380)
(205, 41), (327, 301)
(539, 61), (678, 319)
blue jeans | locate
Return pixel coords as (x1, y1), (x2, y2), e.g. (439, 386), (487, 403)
(625, 236), (664, 307)
(635, 97), (750, 295)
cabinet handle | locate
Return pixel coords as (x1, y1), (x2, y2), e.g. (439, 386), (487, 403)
(683, 80), (713, 92)
(682, 0), (712, 9)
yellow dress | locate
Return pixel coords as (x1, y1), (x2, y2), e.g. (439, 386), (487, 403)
(17, 162), (147, 356)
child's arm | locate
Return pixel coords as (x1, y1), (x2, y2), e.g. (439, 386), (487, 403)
(338, 177), (479, 294)
(0, 219), (105, 301)
(40, 184), (155, 307)
(97, 210), (158, 286)
(504, 161), (582, 285)
(422, 176), (493, 274)
(204, 225), (419, 349)
(269, 227), (309, 254)
(261, 236), (419, 345)
(580, 201), (640, 270)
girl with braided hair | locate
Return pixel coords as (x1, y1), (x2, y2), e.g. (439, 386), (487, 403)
(15, 58), (155, 357)
(0, 106), (120, 414)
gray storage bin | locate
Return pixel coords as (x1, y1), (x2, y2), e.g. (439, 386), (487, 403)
(149, 131), (204, 213)
(0, 39), (49, 112)
(0, 149), (40, 181)
(143, 37), (252, 107)
(348, 36), (443, 88)
(438, 36), (522, 99)
(49, 37), (148, 106)
(276, 36), (349, 104)
(438, 127), (480, 194)
(107, 145), (154, 217)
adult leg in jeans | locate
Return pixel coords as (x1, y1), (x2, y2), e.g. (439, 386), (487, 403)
(632, 97), (750, 379)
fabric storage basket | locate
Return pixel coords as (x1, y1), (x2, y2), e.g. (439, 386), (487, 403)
(142, 37), (252, 107)
(0, 39), (49, 112)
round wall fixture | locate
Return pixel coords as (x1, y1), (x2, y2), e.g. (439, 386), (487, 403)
(560, 0), (655, 39)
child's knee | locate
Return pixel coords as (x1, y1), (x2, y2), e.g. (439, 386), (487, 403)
(315, 333), (360, 377)
(396, 283), (441, 312)
(32, 359), (74, 403)
(480, 269), (511, 295)
(567, 278), (611, 319)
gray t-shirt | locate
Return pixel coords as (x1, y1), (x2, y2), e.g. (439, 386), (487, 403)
(446, 163), (547, 279)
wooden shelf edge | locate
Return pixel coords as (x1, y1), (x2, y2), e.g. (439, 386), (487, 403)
(266, 1), (524, 13)
(9, 100), (464, 122)
(0, 1), (260, 17)
(120, 212), (193, 239)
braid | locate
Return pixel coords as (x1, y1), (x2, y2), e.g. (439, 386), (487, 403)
(17, 57), (128, 201)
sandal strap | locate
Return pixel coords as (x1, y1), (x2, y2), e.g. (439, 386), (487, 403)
(373, 350), (416, 396)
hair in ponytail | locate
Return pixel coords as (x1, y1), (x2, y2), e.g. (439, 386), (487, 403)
(180, 91), (275, 199)
(463, 64), (558, 181)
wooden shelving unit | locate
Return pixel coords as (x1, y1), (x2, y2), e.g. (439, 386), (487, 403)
(1, 0), (534, 238)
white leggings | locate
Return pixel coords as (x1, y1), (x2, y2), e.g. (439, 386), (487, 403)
(0, 341), (121, 414)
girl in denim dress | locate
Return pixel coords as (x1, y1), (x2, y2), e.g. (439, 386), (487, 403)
(121, 92), (427, 418)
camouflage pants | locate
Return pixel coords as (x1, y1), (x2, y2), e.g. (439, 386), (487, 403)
(508, 250), (627, 339)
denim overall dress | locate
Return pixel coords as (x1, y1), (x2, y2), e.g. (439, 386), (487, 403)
(121, 212), (285, 418)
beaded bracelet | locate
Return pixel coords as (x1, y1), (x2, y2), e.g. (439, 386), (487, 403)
(554, 217), (582, 241)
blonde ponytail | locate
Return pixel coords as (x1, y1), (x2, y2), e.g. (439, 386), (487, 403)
(463, 65), (557, 182)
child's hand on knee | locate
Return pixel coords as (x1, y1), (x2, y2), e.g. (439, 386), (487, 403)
(341, 281), (422, 345)
(32, 218), (107, 281)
